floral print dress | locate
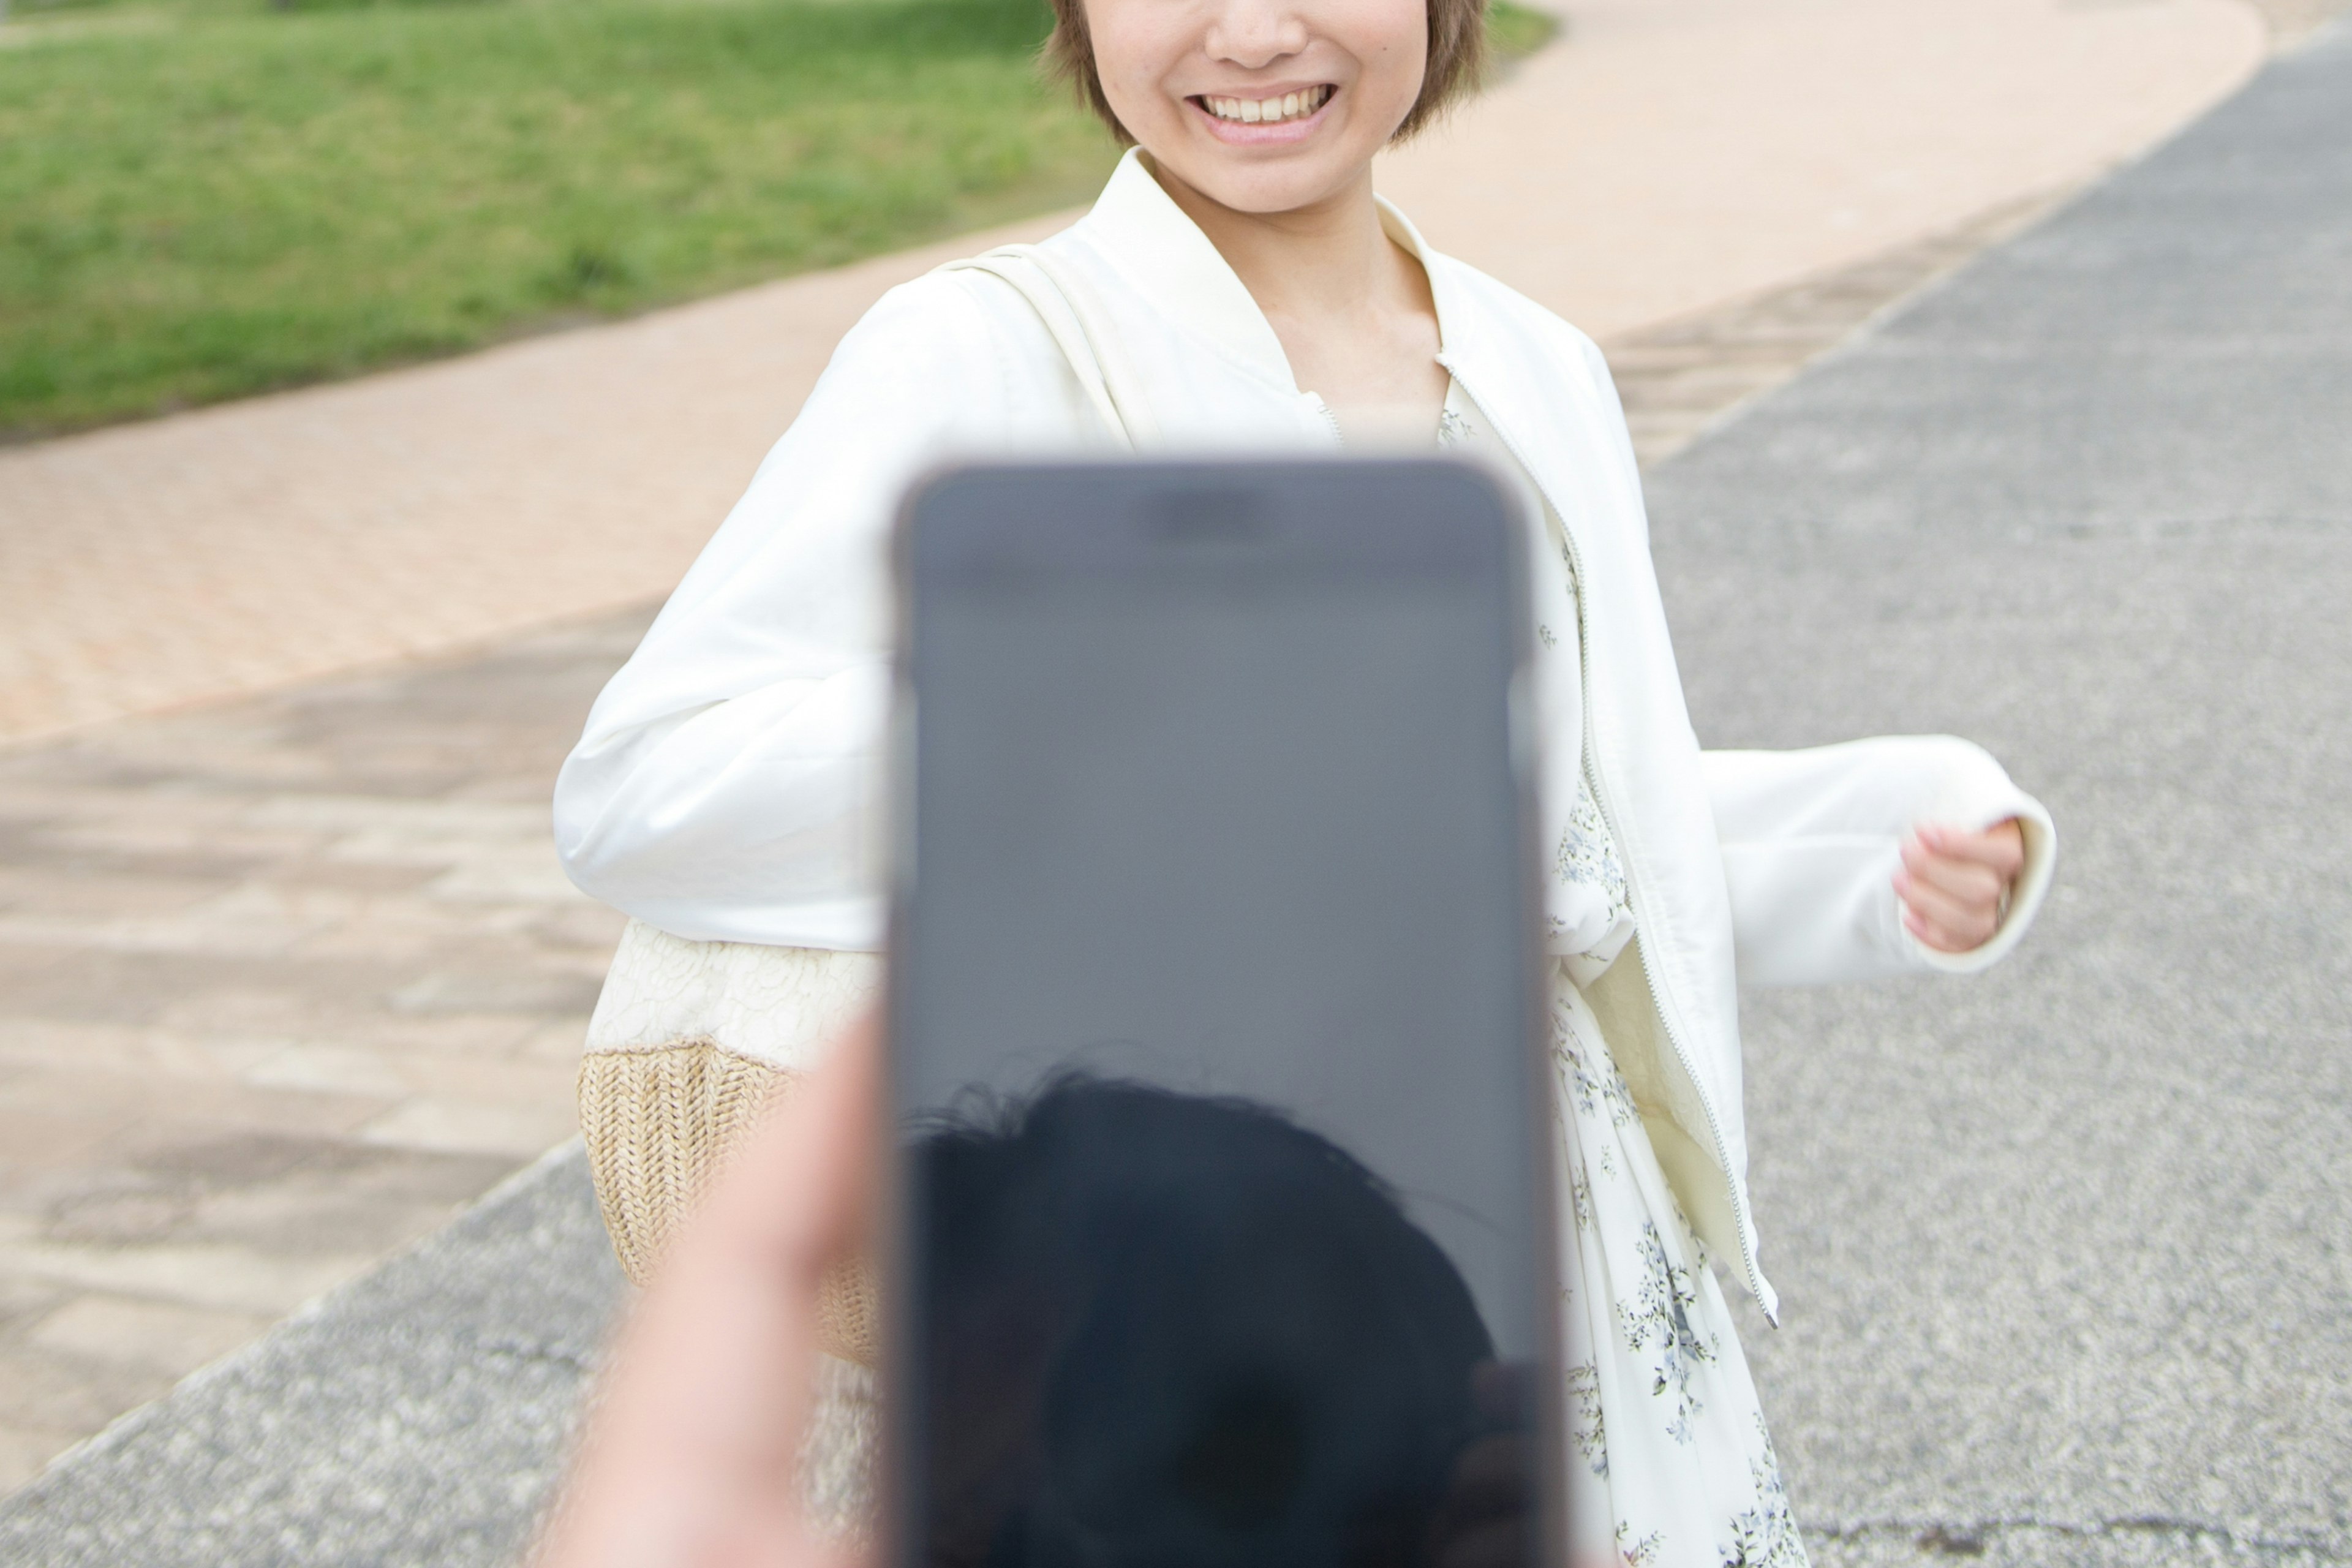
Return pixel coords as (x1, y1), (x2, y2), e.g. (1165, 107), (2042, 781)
(1439, 385), (1811, 1568)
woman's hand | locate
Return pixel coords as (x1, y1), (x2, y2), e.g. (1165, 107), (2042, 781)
(532, 1016), (881, 1568)
(1896, 819), (2026, 954)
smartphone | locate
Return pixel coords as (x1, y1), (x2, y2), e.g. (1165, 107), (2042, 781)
(886, 458), (1561, 1568)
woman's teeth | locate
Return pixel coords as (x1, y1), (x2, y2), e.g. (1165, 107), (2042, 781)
(1202, 85), (1333, 125)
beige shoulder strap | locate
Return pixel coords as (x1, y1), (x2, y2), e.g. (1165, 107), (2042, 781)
(941, 246), (1161, 449)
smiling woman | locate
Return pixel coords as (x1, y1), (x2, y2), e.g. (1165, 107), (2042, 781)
(548, 0), (2053, 1553)
(0, 0), (1551, 439)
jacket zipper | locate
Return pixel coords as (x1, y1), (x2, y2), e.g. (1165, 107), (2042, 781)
(1438, 355), (1774, 1321)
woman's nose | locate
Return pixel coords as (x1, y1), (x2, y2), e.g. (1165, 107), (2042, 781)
(1200, 0), (1310, 69)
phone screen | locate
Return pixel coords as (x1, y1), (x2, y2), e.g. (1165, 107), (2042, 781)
(889, 460), (1558, 1568)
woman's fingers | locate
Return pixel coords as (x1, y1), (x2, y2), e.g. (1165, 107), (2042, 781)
(1895, 819), (2025, 952)
(1902, 900), (1986, 952)
(1899, 837), (2002, 905)
(1920, 819), (2026, 878)
(1898, 872), (1995, 951)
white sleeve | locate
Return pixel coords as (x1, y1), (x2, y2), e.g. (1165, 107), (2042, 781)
(551, 272), (1087, 948)
(1700, 736), (2057, 986)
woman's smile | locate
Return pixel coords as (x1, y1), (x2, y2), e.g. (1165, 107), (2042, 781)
(1082, 0), (1425, 214)
(1190, 83), (1337, 141)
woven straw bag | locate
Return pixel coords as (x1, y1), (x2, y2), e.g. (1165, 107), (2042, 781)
(578, 921), (886, 1359)
(576, 243), (1150, 1363)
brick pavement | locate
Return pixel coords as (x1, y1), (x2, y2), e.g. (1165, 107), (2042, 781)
(0, 609), (646, 1489)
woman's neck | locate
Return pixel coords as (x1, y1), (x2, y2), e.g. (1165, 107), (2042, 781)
(1149, 156), (1393, 327)
(1143, 153), (1446, 437)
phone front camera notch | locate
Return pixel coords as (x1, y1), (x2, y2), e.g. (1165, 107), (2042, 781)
(1148, 490), (1270, 546)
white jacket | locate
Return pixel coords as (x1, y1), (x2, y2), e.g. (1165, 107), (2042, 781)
(554, 150), (2056, 1319)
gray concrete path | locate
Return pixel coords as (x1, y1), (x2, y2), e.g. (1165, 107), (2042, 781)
(0, 1148), (618, 1568)
(1644, 21), (2352, 1565)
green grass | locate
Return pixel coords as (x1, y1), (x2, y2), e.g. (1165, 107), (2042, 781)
(1485, 0), (1556, 62)
(0, 0), (1557, 437)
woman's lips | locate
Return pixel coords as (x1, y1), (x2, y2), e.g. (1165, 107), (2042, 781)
(1188, 84), (1338, 145)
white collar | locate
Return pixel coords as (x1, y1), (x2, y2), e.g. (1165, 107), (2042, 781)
(1069, 147), (1458, 391)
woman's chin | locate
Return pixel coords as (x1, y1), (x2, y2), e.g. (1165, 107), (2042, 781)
(1149, 135), (1374, 219)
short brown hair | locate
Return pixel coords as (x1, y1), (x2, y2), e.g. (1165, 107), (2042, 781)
(1041, 0), (1490, 146)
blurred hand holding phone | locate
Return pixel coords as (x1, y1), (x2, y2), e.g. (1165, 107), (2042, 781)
(532, 1014), (886, 1568)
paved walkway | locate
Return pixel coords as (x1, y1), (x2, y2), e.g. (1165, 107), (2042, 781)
(0, 610), (644, 1489)
(0, 0), (2260, 746)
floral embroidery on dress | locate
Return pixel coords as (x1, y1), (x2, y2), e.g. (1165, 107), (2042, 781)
(1555, 777), (1632, 927)
(1717, 1415), (1808, 1568)
(1564, 1361), (1608, 1477)
(1622, 1220), (1716, 1445)
(1436, 404), (1476, 447)
(1559, 1030), (1640, 1134)
(1619, 1523), (1666, 1567)
(1548, 844), (1811, 1568)
(1554, 1030), (1636, 1177)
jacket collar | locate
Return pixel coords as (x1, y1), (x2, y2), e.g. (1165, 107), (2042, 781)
(1073, 147), (1462, 391)
(1371, 193), (1466, 363)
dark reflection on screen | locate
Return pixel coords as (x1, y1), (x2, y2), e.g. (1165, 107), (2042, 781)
(913, 1074), (1537, 1568)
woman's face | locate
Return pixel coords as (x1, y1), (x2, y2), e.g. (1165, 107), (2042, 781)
(1085, 0), (1430, 216)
